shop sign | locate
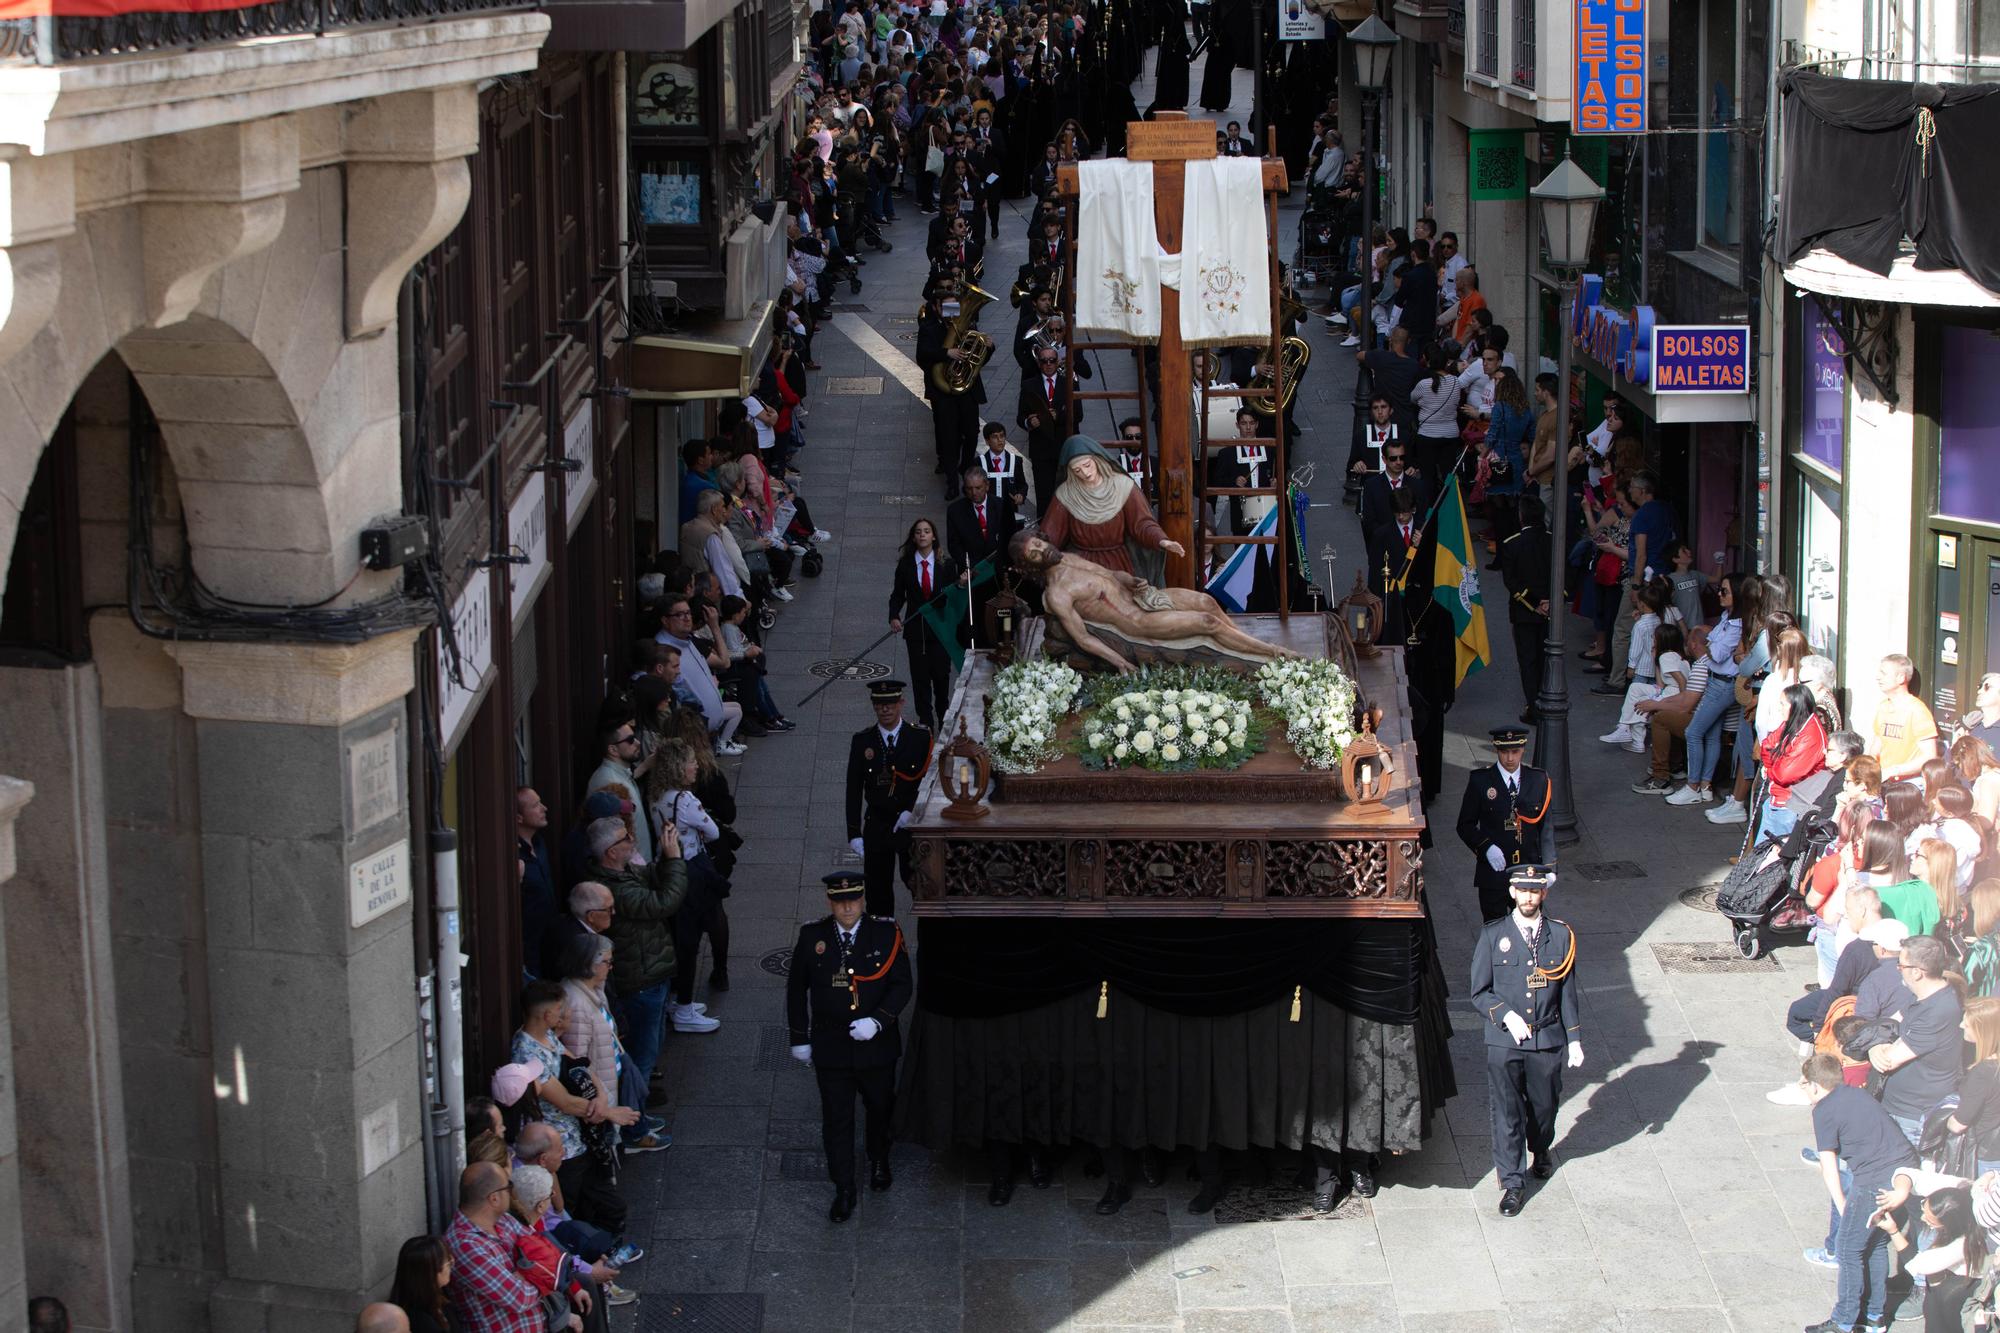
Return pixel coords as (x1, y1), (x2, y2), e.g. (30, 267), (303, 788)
(344, 720), (403, 839)
(1569, 274), (1657, 385)
(1573, 0), (1647, 134)
(1468, 130), (1526, 202)
(564, 401), (597, 537)
(349, 837), (410, 928)
(1275, 0), (1324, 41)
(1650, 325), (1749, 394)
(508, 470), (551, 625)
(436, 571), (494, 755)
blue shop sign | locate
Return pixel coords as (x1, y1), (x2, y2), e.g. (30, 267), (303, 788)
(1650, 325), (1750, 394)
(1573, 0), (1647, 134)
(1569, 274), (1655, 385)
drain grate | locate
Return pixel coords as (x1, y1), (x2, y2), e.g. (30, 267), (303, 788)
(758, 947), (794, 978)
(636, 1293), (764, 1332)
(768, 1118), (823, 1150)
(1652, 942), (1781, 973)
(879, 493), (930, 505)
(1574, 861), (1647, 881)
(1677, 885), (1722, 914)
(806, 658), (891, 681)
(829, 303), (872, 312)
(753, 1023), (804, 1072)
(778, 1150), (828, 1180)
(1212, 1184), (1371, 1224)
(823, 376), (884, 395)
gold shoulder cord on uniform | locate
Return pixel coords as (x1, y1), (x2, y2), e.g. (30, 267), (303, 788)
(1529, 922), (1577, 988)
(847, 925), (905, 1012)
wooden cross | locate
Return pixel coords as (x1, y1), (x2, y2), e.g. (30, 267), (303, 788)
(1055, 113), (1291, 593)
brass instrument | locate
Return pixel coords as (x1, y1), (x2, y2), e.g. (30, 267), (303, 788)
(929, 282), (997, 396)
(1245, 336), (1312, 417)
(1279, 289), (1310, 333)
(1010, 262), (1064, 308)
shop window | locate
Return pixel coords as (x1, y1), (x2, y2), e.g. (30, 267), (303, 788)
(1938, 325), (2000, 526)
(1699, 0), (1742, 256)
(1795, 471), (1842, 661)
(1801, 298), (1846, 475)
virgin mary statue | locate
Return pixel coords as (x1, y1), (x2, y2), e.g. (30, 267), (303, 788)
(1037, 435), (1186, 580)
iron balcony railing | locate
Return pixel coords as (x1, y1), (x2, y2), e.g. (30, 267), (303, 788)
(0, 0), (529, 64)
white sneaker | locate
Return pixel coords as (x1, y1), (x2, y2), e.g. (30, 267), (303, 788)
(811, 528), (833, 543)
(1663, 786), (1708, 806)
(1339, 334), (1361, 347)
(1326, 313), (1349, 328)
(788, 542), (810, 555)
(717, 740), (748, 756)
(1622, 736), (1646, 753)
(1705, 797), (1748, 824)
(770, 585), (795, 602)
(1765, 1082), (1813, 1106)
(1598, 727), (1633, 745)
(670, 1004), (721, 1033)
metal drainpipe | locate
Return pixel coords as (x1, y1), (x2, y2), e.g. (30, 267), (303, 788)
(433, 827), (467, 1189)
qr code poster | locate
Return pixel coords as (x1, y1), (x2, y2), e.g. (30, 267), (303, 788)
(1467, 130), (1526, 202)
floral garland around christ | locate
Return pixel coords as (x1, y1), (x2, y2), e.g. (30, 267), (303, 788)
(985, 657), (1083, 773)
(1255, 658), (1360, 770)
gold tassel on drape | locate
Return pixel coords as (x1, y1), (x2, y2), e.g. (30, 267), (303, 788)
(1096, 980), (1109, 1019)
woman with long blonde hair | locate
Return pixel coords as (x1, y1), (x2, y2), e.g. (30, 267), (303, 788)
(1876, 837), (1959, 940)
(1948, 994), (2000, 1172)
(1960, 881), (2000, 998)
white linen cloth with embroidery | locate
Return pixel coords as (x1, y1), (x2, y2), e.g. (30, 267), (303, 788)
(1075, 159), (1161, 340)
(1176, 156), (1271, 348)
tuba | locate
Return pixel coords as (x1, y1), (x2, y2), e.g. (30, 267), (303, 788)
(929, 283), (997, 396)
(1246, 336), (1311, 417)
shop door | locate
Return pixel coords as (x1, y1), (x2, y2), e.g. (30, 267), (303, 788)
(1925, 532), (2000, 727)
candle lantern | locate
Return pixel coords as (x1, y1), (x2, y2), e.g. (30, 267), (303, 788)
(940, 718), (993, 821)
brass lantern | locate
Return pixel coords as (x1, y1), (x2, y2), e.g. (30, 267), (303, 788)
(982, 577), (1025, 666)
(1341, 713), (1393, 808)
(1337, 571), (1384, 659)
(939, 718), (993, 821)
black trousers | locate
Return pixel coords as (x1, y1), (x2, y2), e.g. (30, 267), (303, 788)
(1028, 437), (1062, 514)
(670, 883), (729, 1006)
(906, 628), (955, 730)
(817, 1062), (897, 1190)
(1476, 873), (1513, 924)
(556, 1151), (628, 1239)
(929, 394), (981, 479)
(1510, 617), (1546, 709)
(985, 190), (1003, 241)
(1486, 1043), (1563, 1190)
(861, 818), (913, 918)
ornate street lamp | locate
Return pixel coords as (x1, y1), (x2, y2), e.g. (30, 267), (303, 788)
(1342, 14), (1401, 491)
(1527, 144), (1604, 844)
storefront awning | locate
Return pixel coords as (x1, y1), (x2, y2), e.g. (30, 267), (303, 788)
(1784, 245), (2000, 310)
(628, 299), (776, 402)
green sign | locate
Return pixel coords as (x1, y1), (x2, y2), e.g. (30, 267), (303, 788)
(1468, 130), (1526, 201)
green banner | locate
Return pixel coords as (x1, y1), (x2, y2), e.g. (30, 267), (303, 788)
(1467, 129), (1526, 202)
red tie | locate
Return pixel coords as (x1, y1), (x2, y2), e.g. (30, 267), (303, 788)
(920, 557), (932, 595)
(1046, 375), (1056, 401)
(976, 503), (988, 536)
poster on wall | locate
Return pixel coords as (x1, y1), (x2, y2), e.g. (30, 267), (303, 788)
(633, 56), (702, 130)
(1276, 0), (1325, 40)
(639, 166), (703, 226)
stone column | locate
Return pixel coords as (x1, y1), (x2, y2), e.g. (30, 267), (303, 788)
(165, 631), (427, 1332)
(0, 775), (32, 1333)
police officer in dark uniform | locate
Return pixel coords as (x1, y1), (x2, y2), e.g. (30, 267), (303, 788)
(1468, 864), (1583, 1217)
(1500, 494), (1553, 724)
(788, 871), (916, 1222)
(1455, 725), (1555, 922)
(845, 680), (934, 919)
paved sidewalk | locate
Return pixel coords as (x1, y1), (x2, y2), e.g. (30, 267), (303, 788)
(605, 53), (1841, 1333)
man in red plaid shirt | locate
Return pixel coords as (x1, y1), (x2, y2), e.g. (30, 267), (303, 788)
(444, 1162), (583, 1333)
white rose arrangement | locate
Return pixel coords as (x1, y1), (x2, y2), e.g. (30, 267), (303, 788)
(1254, 658), (1360, 770)
(986, 658), (1083, 773)
(1079, 684), (1257, 772)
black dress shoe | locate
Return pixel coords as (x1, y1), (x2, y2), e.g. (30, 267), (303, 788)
(1349, 1167), (1378, 1198)
(829, 1188), (856, 1222)
(1095, 1182), (1132, 1215)
(1187, 1184), (1227, 1214)
(1140, 1149), (1166, 1188)
(987, 1175), (1016, 1206)
(1530, 1153), (1554, 1180)
(869, 1159), (892, 1192)
(1080, 1147), (1104, 1179)
(1313, 1184), (1340, 1214)
(1028, 1150), (1053, 1189)
(1498, 1187), (1525, 1217)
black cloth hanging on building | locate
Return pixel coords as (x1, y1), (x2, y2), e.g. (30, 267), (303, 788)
(1779, 70), (2000, 293)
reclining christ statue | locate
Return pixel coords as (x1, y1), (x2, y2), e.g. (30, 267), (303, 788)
(1008, 530), (1299, 674)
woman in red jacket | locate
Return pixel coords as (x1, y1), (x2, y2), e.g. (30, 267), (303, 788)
(1760, 682), (1830, 842)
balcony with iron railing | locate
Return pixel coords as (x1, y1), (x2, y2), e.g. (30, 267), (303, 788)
(0, 0), (532, 64)
(1475, 0), (1498, 76)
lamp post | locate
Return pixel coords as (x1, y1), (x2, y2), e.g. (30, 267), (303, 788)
(1346, 16), (1399, 358)
(1528, 144), (1604, 845)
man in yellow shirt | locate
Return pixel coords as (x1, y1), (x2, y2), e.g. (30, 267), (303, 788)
(1867, 653), (1939, 782)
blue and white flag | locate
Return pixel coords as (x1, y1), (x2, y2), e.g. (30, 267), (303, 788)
(1204, 504), (1280, 613)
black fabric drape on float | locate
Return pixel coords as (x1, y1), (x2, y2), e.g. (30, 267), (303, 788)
(909, 917), (1426, 1021)
(1778, 70), (2000, 291)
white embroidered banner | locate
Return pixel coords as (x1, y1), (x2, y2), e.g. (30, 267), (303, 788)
(1074, 159), (1161, 341)
(1178, 156), (1271, 348)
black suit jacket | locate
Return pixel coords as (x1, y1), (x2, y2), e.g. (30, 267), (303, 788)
(846, 723), (933, 839)
(888, 550), (963, 645)
(1359, 471), (1432, 537)
(1455, 762), (1556, 899)
(1469, 914), (1581, 1053)
(928, 234), (985, 274)
(1499, 522), (1552, 626)
(945, 493), (1019, 571)
(1016, 371), (1073, 450)
(787, 914), (914, 1069)
(916, 310), (986, 405)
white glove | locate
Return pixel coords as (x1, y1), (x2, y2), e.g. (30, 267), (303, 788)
(894, 811), (913, 833)
(1502, 1012), (1531, 1044)
(1567, 1041), (1584, 1069)
(1485, 845), (1506, 873)
(849, 1017), (881, 1041)
(790, 1044), (812, 1065)
(849, 836), (865, 857)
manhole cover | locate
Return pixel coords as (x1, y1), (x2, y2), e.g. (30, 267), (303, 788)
(823, 376), (883, 395)
(1574, 861), (1646, 881)
(1652, 942), (1780, 973)
(758, 947), (793, 978)
(895, 332), (916, 341)
(778, 1150), (827, 1180)
(1677, 885), (1721, 913)
(754, 1023), (806, 1072)
(1211, 1184), (1371, 1224)
(636, 1293), (765, 1332)
(880, 494), (929, 505)
(806, 658), (891, 681)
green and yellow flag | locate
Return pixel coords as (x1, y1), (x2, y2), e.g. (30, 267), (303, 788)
(1430, 474), (1491, 686)
(916, 553), (1000, 672)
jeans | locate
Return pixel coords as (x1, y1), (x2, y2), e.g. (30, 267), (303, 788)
(1761, 801), (1798, 840)
(1339, 281), (1362, 319)
(1735, 712), (1760, 779)
(1813, 923), (1842, 987)
(1684, 674), (1736, 788)
(1833, 1170), (1894, 1326)
(1889, 1111), (1924, 1147)
(614, 982), (669, 1137)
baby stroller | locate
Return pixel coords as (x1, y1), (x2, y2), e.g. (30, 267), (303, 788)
(1292, 208), (1340, 290)
(1715, 811), (1838, 959)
